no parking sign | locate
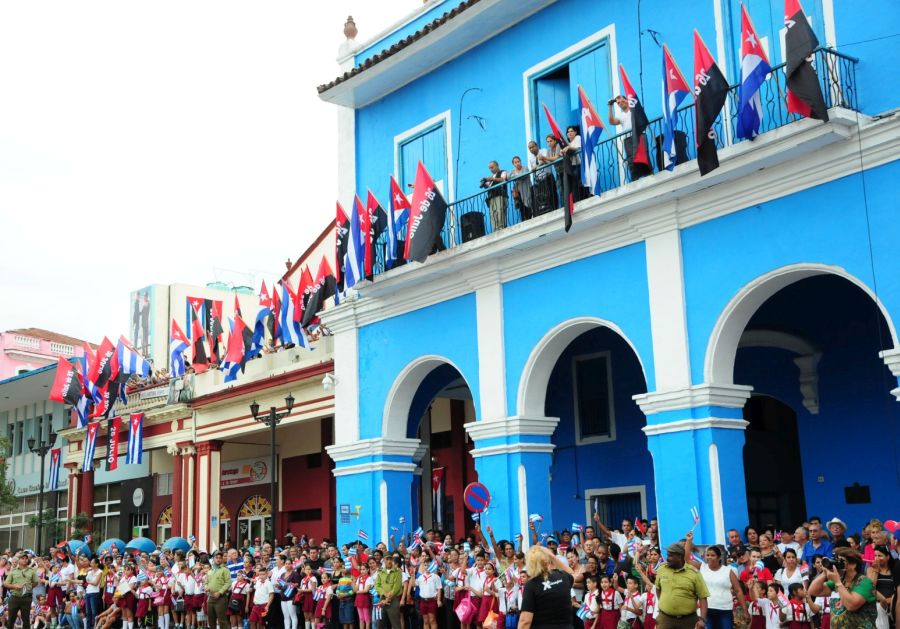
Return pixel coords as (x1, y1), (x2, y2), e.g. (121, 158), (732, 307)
(463, 482), (491, 513)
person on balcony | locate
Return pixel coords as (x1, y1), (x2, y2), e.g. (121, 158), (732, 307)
(527, 140), (557, 215)
(561, 125), (589, 203)
(608, 95), (651, 181)
(509, 155), (533, 222)
(536, 136), (563, 212)
(480, 161), (509, 231)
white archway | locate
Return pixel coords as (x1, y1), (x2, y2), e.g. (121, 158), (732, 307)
(382, 355), (472, 441)
(516, 317), (649, 418)
(705, 263), (899, 385)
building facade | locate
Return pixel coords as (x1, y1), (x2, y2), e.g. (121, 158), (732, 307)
(0, 329), (90, 380)
(318, 0), (900, 547)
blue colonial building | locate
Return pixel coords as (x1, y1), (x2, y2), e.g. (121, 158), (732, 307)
(318, 0), (900, 547)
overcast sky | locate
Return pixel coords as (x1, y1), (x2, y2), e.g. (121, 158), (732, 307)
(0, 1), (415, 344)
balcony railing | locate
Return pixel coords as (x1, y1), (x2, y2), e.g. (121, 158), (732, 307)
(371, 47), (857, 276)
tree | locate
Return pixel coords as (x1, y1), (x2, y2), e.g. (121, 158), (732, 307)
(27, 508), (66, 545)
(0, 436), (20, 512)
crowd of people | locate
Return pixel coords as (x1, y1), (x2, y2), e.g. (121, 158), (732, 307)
(0, 513), (894, 629)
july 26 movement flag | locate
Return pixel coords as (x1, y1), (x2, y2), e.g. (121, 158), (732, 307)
(577, 86), (604, 221)
(542, 103), (575, 221)
(82, 421), (100, 473)
(693, 30), (730, 175)
(784, 0), (828, 121)
(387, 175), (410, 268)
(169, 320), (190, 378)
(126, 413), (144, 465)
(301, 256), (337, 328)
(335, 202), (350, 292)
(48, 448), (61, 491)
(364, 191), (388, 280)
(106, 416), (121, 472)
(618, 65), (651, 172)
(49, 357), (83, 406)
(404, 162), (448, 264)
(661, 44), (692, 170)
(736, 4), (773, 140)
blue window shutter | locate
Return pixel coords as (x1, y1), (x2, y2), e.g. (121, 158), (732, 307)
(399, 123), (447, 194)
(569, 43), (612, 126)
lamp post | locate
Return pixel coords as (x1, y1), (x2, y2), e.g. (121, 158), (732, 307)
(28, 418), (58, 555)
(249, 393), (294, 543)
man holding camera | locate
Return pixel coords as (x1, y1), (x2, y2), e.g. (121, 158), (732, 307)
(481, 161), (508, 231)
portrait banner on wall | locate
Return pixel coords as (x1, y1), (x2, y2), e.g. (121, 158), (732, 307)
(129, 286), (155, 358)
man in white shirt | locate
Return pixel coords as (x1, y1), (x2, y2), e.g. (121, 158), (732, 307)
(249, 567), (275, 629)
(776, 530), (801, 555)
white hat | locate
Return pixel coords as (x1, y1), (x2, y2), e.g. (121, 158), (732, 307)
(827, 517), (847, 530)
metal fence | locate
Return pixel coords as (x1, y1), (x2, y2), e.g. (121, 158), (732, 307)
(371, 47), (858, 276)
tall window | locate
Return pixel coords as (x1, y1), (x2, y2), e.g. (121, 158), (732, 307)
(15, 422), (23, 455)
(157, 473), (173, 496)
(398, 121), (448, 196)
(130, 513), (149, 539)
(573, 352), (615, 442)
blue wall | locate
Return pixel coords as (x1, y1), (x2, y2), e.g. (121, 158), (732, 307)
(502, 241), (654, 416)
(734, 275), (900, 530)
(544, 326), (656, 528)
(357, 293), (479, 438)
(682, 161), (900, 386)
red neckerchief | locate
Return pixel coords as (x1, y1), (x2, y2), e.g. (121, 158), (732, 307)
(484, 576), (496, 596)
(602, 588), (615, 610)
(790, 600), (806, 621)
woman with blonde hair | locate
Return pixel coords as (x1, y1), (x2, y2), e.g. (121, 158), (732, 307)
(518, 545), (577, 629)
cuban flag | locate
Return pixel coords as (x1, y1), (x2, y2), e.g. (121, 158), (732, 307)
(169, 320), (190, 378)
(577, 85), (604, 198)
(126, 413), (144, 465)
(576, 604), (592, 621)
(571, 522), (584, 533)
(82, 421), (100, 473)
(387, 175), (410, 268)
(48, 448), (61, 491)
(344, 195), (365, 290)
(736, 3), (772, 140)
(358, 529), (369, 541)
(278, 279), (308, 349)
(661, 44), (692, 170)
(74, 394), (91, 428)
(117, 336), (151, 378)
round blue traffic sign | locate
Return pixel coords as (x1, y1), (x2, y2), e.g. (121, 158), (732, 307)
(463, 482), (491, 513)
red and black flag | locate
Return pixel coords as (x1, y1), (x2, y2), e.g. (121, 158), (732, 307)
(49, 357), (83, 406)
(233, 294), (242, 320)
(365, 190), (388, 280)
(88, 337), (117, 391)
(190, 306), (209, 373)
(784, 0), (828, 121)
(618, 65), (652, 171)
(302, 256), (337, 328)
(335, 202), (350, 292)
(298, 265), (315, 321)
(404, 162), (449, 264)
(693, 30), (730, 175)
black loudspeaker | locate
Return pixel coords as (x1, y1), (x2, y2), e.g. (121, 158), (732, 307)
(460, 212), (486, 243)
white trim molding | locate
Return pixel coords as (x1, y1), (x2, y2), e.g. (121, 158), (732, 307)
(332, 461), (418, 477)
(584, 485), (648, 523)
(518, 317), (648, 418)
(521, 23), (619, 145)
(464, 415), (559, 442)
(326, 436), (423, 462)
(633, 384), (753, 416)
(706, 263), (899, 385)
(642, 417), (749, 437)
(469, 442), (556, 458)
(382, 355), (471, 440)
(878, 349), (900, 401)
(393, 110), (455, 203)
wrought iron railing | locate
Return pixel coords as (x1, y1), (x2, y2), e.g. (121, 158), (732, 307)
(371, 47), (858, 276)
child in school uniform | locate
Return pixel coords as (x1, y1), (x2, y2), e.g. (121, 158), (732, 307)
(299, 564), (318, 629)
(352, 564), (374, 629)
(582, 574), (600, 629)
(476, 562), (500, 627)
(313, 573), (334, 628)
(597, 575), (623, 629)
(782, 583), (814, 629)
(621, 576), (643, 629)
(416, 564), (443, 629)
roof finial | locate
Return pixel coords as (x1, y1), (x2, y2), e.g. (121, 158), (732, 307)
(343, 16), (357, 40)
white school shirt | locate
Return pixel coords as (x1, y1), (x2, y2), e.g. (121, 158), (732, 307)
(416, 573), (441, 599)
(621, 591), (642, 621)
(178, 573), (196, 596)
(599, 588), (623, 611)
(59, 564), (76, 592)
(584, 591), (600, 619)
(784, 600), (813, 623)
(253, 579), (274, 605)
(756, 598), (784, 629)
(642, 590), (658, 620)
(466, 567), (487, 595)
(355, 576), (373, 593)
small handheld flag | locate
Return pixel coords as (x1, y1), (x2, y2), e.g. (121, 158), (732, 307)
(399, 516), (406, 524)
(571, 522), (584, 533)
(529, 514), (543, 523)
(690, 506), (701, 530)
(635, 517), (647, 535)
(357, 529), (369, 541)
(471, 512), (480, 522)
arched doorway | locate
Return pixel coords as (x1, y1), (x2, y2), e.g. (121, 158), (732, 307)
(742, 395), (807, 528)
(518, 318), (652, 531)
(725, 273), (900, 524)
(238, 495), (272, 545)
(382, 356), (478, 539)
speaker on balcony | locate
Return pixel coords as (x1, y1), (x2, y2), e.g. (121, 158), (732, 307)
(460, 212), (486, 243)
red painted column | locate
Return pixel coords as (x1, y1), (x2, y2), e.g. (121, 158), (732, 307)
(171, 447), (184, 537)
(79, 468), (94, 521)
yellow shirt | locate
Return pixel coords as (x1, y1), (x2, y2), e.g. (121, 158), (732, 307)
(6, 567), (38, 596)
(655, 563), (710, 617)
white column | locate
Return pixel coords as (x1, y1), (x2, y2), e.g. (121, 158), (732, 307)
(641, 223), (692, 390)
(473, 277), (508, 421)
(324, 304), (361, 444)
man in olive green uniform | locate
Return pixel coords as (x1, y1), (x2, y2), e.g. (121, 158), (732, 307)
(374, 554), (403, 629)
(7, 554), (38, 629)
(655, 542), (710, 629)
(206, 550), (233, 629)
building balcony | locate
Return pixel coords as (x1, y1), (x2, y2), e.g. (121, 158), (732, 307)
(368, 47), (860, 278)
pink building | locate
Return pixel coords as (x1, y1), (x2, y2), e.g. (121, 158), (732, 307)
(0, 329), (93, 380)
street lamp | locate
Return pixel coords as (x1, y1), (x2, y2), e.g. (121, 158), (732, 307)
(28, 418), (58, 555)
(249, 393), (294, 542)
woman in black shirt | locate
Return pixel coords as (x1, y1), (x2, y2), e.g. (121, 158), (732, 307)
(519, 545), (577, 629)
